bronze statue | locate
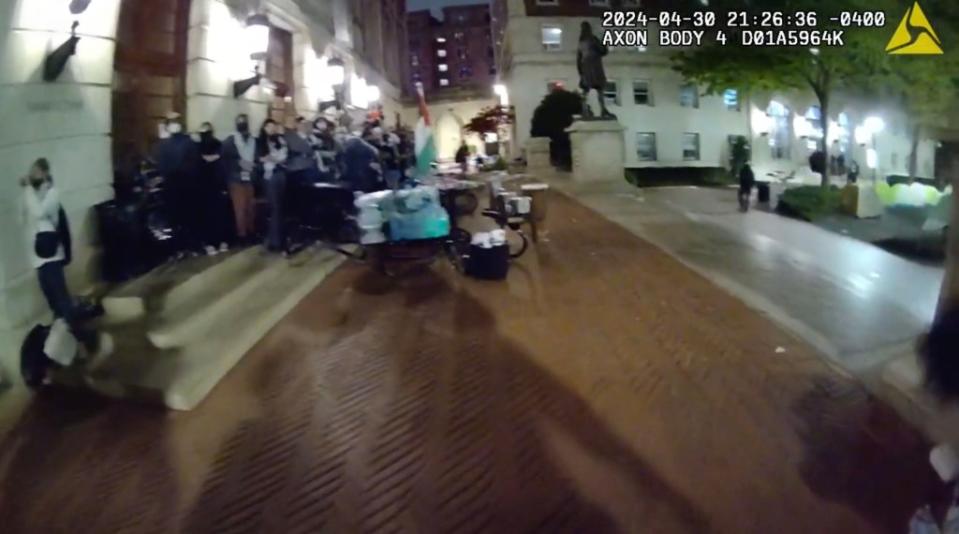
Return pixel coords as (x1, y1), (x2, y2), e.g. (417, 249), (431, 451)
(577, 21), (615, 120)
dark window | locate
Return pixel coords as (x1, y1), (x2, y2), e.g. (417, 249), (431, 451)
(637, 133), (657, 161)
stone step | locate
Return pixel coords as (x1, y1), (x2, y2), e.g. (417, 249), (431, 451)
(100, 248), (261, 323)
(87, 248), (343, 410)
(146, 250), (279, 349)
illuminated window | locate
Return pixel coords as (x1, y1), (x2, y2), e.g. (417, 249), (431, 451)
(767, 100), (791, 160)
(437, 49), (447, 57)
(439, 78), (450, 86)
(837, 112), (851, 154)
(679, 84), (699, 108)
(682, 133), (700, 161)
(805, 106), (823, 138)
(637, 132), (657, 161)
(541, 25), (562, 51)
(723, 89), (739, 111)
(589, 0), (611, 5)
(436, 37), (446, 43)
(438, 64), (448, 72)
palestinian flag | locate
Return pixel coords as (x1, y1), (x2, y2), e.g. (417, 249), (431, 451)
(413, 82), (436, 179)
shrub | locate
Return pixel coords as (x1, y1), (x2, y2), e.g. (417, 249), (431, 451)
(776, 185), (843, 221)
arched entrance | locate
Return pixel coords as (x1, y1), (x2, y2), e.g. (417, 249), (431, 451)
(435, 110), (465, 160)
(112, 0), (191, 176)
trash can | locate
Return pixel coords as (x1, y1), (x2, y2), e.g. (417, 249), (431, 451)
(521, 183), (549, 221)
(520, 183), (549, 242)
(757, 182), (771, 204)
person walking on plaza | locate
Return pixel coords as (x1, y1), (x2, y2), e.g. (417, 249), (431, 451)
(222, 114), (258, 244)
(738, 163), (755, 213)
(455, 140), (469, 175)
(19, 158), (97, 351)
(154, 112), (203, 255)
(197, 122), (231, 254)
(257, 118), (289, 252)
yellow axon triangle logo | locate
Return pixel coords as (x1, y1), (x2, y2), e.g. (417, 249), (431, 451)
(886, 2), (943, 55)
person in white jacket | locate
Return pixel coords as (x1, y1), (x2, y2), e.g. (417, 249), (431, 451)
(20, 158), (95, 350)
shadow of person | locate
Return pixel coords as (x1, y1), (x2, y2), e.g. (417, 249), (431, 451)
(0, 388), (181, 534)
(177, 264), (710, 533)
(793, 375), (946, 532)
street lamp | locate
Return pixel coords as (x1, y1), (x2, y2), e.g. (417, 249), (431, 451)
(326, 57), (346, 87)
(245, 14), (271, 61)
(233, 14), (270, 98)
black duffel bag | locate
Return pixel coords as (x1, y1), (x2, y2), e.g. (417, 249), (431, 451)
(465, 244), (510, 280)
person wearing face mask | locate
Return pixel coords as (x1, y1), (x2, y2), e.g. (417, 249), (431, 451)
(153, 111), (203, 256)
(257, 118), (289, 252)
(19, 158), (100, 355)
(341, 126), (383, 193)
(197, 122), (231, 254)
(222, 114), (258, 244)
(285, 116), (322, 185)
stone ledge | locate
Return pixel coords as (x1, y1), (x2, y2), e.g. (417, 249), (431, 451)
(566, 119), (626, 133)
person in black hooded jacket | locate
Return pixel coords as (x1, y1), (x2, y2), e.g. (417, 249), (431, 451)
(197, 122), (231, 253)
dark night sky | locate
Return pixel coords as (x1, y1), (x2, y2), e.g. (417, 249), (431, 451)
(407, 0), (490, 18)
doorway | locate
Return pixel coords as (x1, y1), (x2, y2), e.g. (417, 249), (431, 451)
(112, 0), (191, 178)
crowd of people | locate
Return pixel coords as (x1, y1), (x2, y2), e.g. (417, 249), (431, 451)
(150, 108), (416, 257)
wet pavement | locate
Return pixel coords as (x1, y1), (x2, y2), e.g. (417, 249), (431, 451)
(0, 191), (945, 533)
(553, 179), (945, 374)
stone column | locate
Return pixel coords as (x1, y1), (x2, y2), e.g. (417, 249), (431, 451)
(566, 120), (626, 183)
(526, 137), (552, 172)
(0, 0), (121, 378)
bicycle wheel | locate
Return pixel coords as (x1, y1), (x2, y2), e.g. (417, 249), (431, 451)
(508, 229), (529, 259)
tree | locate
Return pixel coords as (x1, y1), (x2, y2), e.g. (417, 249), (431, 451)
(672, 0), (888, 188)
(464, 105), (515, 137)
(878, 2), (959, 183)
(530, 89), (582, 169)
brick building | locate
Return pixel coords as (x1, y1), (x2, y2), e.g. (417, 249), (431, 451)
(406, 3), (495, 98)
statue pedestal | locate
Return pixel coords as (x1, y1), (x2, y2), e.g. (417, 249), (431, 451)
(566, 120), (625, 183)
(526, 137), (552, 171)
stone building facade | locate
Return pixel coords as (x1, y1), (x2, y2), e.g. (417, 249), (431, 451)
(0, 0), (408, 376)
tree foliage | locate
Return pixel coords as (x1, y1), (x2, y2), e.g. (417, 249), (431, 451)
(672, 0), (896, 187)
(464, 105), (516, 136)
(874, 2), (959, 181)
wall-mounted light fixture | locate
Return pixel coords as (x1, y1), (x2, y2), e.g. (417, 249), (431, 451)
(43, 21), (81, 82)
(245, 14), (271, 60)
(233, 14), (270, 98)
(234, 66), (262, 98)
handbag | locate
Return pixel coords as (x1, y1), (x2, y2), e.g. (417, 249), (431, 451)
(34, 231), (60, 259)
